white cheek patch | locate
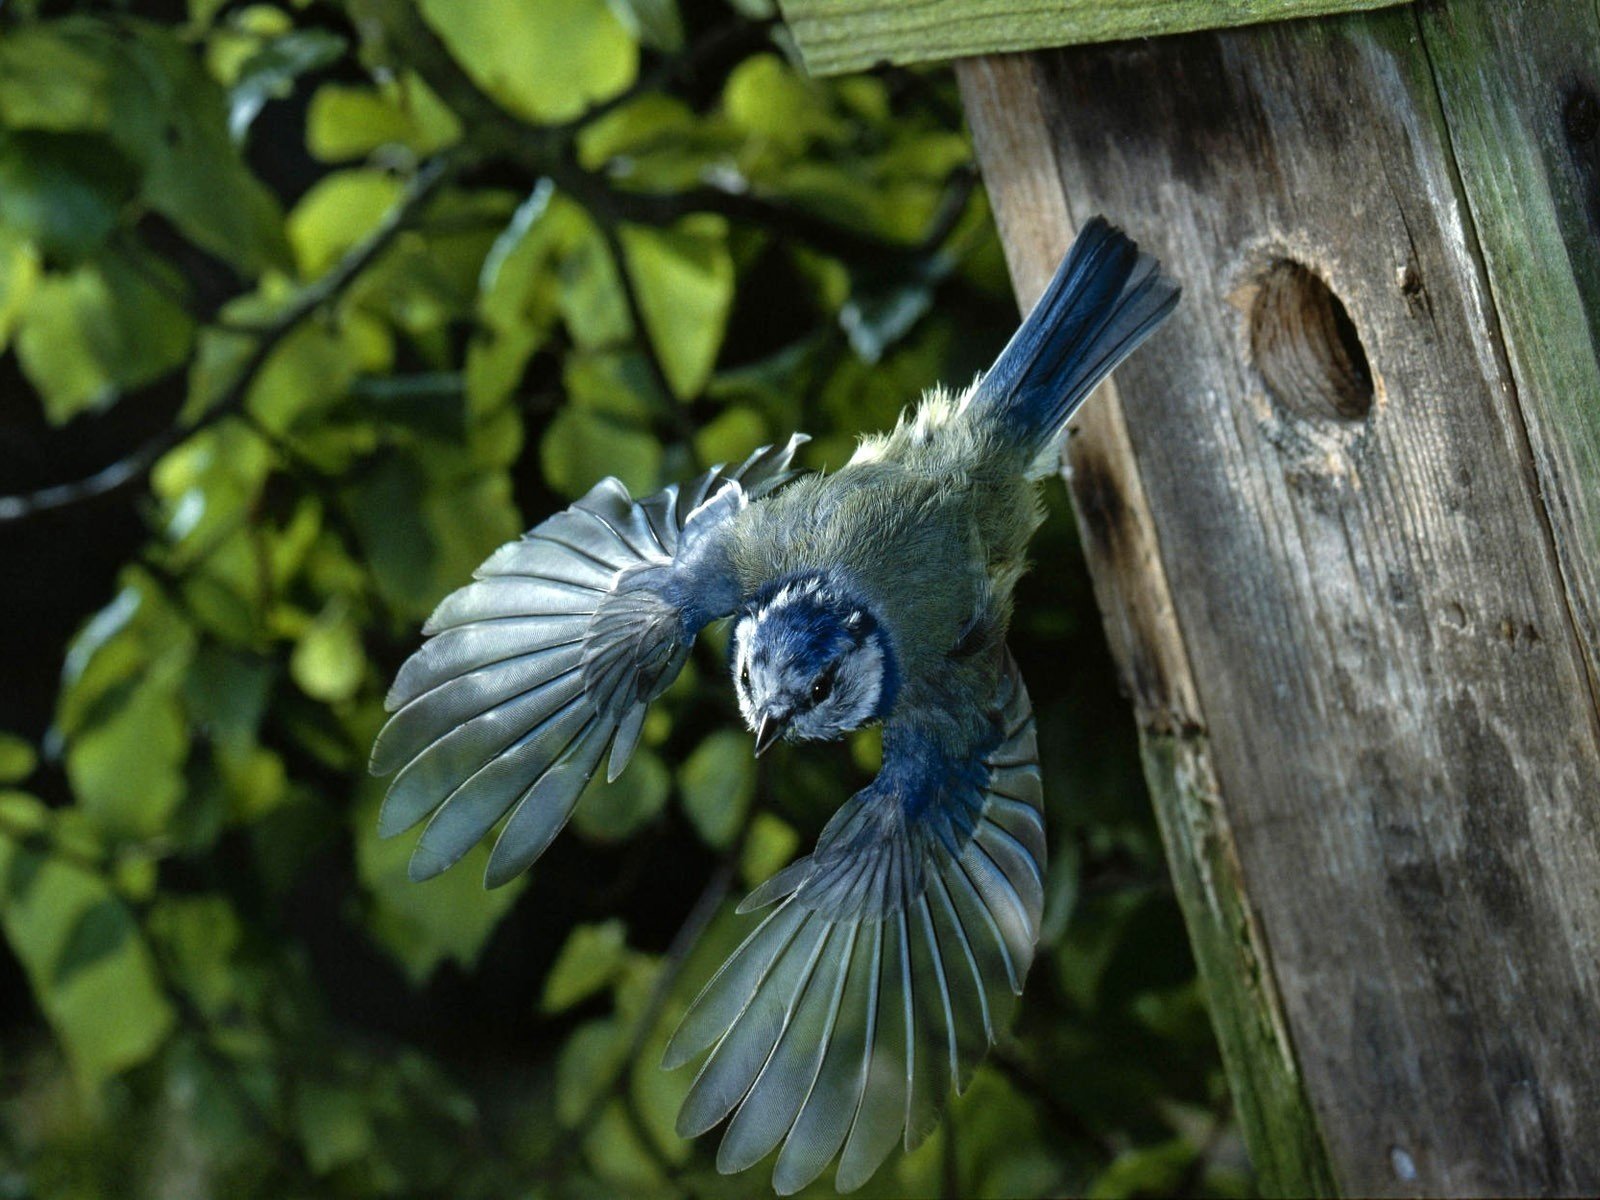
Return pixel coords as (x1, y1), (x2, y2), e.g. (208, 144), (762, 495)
(834, 639), (884, 727)
(732, 617), (759, 730)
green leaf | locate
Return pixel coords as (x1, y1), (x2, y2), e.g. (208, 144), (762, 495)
(540, 407), (662, 500)
(65, 670), (189, 841)
(15, 251), (194, 423)
(693, 406), (766, 467)
(628, 1001), (693, 1166)
(605, 0), (684, 52)
(555, 1018), (627, 1127)
(0, 21), (120, 132)
(564, 349), (666, 424)
(417, 0), (638, 124)
(679, 730), (754, 849)
(0, 130), (139, 261)
(619, 216), (734, 398)
(58, 584), (147, 734)
(306, 75), (460, 163)
(466, 182), (576, 414)
(287, 168), (402, 277)
(133, 26), (291, 274)
(556, 214), (632, 352)
(295, 1081), (376, 1175)
(354, 784), (526, 984)
(576, 93), (699, 170)
(290, 601), (365, 703)
(0, 228), (40, 352)
(0, 803), (175, 1089)
(247, 319), (361, 436)
(571, 749), (670, 842)
(52, 897), (133, 987)
(1088, 1138), (1197, 1200)
(739, 813), (799, 888)
(183, 645), (273, 751)
(0, 733), (38, 785)
(724, 54), (847, 154)
(229, 28), (347, 141)
(583, 1099), (665, 1187)
(542, 919), (628, 1013)
(145, 894), (243, 1017)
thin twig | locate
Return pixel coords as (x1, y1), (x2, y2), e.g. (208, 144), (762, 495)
(0, 155), (458, 524)
(916, 163), (979, 255)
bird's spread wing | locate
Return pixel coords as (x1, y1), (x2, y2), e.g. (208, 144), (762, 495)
(665, 654), (1044, 1194)
(370, 436), (806, 887)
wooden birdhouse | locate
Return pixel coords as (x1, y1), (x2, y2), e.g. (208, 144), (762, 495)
(778, 1), (1600, 1194)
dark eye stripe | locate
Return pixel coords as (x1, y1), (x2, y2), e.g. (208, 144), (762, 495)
(809, 663), (838, 706)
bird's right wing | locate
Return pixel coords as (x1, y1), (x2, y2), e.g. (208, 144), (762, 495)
(664, 653), (1044, 1194)
(371, 436), (806, 888)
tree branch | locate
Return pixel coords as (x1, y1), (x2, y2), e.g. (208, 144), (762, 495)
(0, 155), (458, 524)
(363, 0), (974, 265)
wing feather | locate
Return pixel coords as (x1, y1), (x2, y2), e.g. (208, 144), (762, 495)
(771, 922), (878, 1194)
(678, 918), (832, 1138)
(372, 437), (808, 887)
(836, 912), (910, 1192)
(670, 653), (1045, 1192)
(717, 921), (856, 1172)
(664, 900), (809, 1072)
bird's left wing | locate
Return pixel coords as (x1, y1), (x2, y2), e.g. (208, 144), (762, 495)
(371, 436), (806, 887)
(665, 653), (1044, 1194)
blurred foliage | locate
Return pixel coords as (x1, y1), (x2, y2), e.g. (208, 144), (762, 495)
(0, 1), (1248, 1197)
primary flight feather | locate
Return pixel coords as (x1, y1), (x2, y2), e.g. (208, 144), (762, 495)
(372, 217), (1180, 1192)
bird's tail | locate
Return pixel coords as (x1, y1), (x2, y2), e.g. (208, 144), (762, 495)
(967, 217), (1179, 474)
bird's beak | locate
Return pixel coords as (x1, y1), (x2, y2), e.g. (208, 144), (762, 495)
(753, 712), (786, 757)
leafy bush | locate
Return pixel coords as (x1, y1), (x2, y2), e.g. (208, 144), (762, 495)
(0, 1), (1245, 1196)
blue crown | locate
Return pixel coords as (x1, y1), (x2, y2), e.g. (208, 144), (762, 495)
(739, 571), (900, 718)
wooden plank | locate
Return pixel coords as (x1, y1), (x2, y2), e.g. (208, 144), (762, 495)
(1416, 1), (1600, 700)
(779, 0), (1412, 75)
(957, 53), (1337, 1198)
(960, 2), (1600, 1193)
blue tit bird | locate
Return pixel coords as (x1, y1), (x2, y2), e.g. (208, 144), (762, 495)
(371, 217), (1179, 1192)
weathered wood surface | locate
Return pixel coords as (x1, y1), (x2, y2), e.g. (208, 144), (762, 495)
(958, 53), (1338, 1197)
(778, 0), (1412, 75)
(1417, 2), (1600, 696)
(958, 3), (1600, 1195)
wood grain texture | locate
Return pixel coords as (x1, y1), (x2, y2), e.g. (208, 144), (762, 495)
(779, 0), (1412, 75)
(961, 4), (1600, 1194)
(1416, 1), (1600, 700)
(958, 52), (1337, 1197)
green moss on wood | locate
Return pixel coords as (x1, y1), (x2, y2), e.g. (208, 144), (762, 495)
(1139, 733), (1337, 1197)
(1415, 3), (1600, 684)
(778, 0), (1413, 75)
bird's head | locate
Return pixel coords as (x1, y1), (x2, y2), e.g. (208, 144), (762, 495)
(731, 574), (897, 753)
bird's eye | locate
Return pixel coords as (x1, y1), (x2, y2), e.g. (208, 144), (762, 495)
(810, 672), (833, 705)
(740, 663), (750, 690)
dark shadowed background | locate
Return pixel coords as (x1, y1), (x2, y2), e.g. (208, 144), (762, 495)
(0, 0), (1245, 1195)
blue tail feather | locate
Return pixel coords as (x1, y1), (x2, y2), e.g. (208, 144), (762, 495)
(973, 217), (1179, 463)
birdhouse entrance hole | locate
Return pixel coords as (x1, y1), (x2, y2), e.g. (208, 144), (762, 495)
(1248, 259), (1374, 422)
